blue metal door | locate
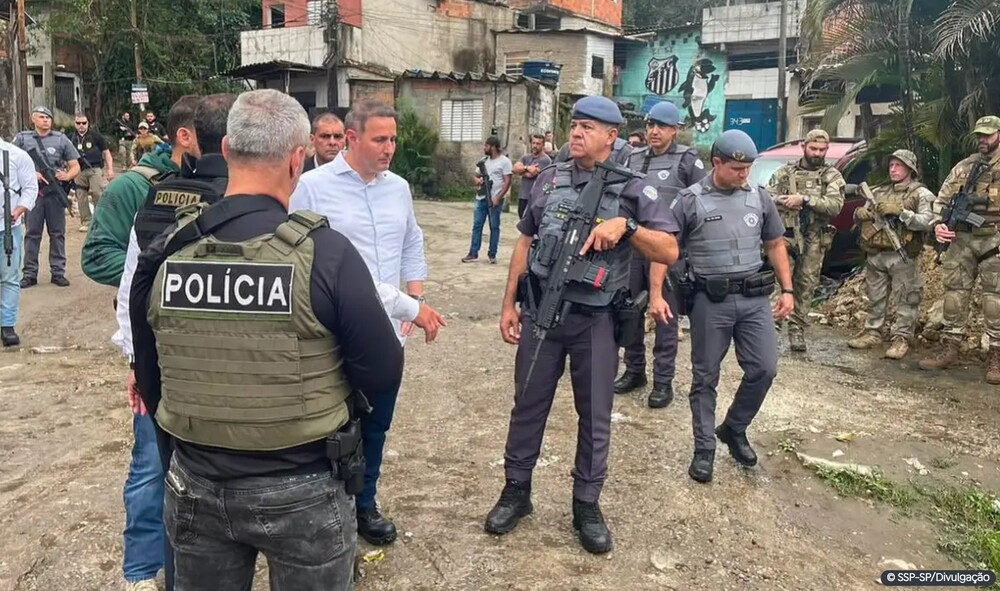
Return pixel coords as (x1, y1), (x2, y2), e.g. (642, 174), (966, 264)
(724, 99), (779, 150)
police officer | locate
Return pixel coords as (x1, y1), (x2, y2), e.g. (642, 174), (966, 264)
(130, 89), (404, 590)
(615, 101), (706, 407)
(133, 94), (235, 252)
(554, 134), (633, 166)
(921, 115), (1000, 382)
(767, 129), (846, 352)
(671, 130), (794, 483)
(489, 96), (679, 553)
(847, 149), (935, 359)
(15, 106), (80, 288)
(71, 113), (114, 230)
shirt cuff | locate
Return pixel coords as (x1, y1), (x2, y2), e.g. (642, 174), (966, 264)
(899, 210), (913, 223)
(399, 295), (420, 323)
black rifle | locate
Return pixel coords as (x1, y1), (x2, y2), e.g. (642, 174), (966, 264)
(935, 158), (990, 265)
(2, 150), (12, 266)
(25, 146), (71, 210)
(476, 157), (495, 211)
(520, 160), (637, 397)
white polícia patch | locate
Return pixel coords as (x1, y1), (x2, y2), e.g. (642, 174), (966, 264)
(694, 159), (704, 170)
(658, 170), (670, 181)
(643, 185), (659, 201)
(744, 212), (760, 228)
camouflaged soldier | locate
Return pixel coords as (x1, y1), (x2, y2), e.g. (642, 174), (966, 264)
(766, 129), (846, 352)
(920, 115), (1000, 382)
(847, 149), (935, 359)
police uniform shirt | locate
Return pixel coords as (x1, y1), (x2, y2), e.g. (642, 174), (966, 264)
(519, 163), (680, 238)
(130, 195), (405, 480)
(670, 178), (785, 275)
(14, 130), (80, 172)
(73, 130), (108, 168)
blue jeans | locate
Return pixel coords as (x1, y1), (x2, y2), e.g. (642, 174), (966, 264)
(123, 412), (166, 582)
(468, 198), (501, 259)
(0, 224), (23, 327)
(357, 375), (403, 510)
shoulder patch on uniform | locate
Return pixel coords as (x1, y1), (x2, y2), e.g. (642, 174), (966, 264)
(643, 185), (659, 201)
(744, 212), (760, 227)
(657, 170), (671, 181)
(160, 261), (294, 315)
(693, 159), (704, 170)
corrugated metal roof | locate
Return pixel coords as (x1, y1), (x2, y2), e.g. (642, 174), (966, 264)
(226, 60), (325, 78)
(399, 69), (557, 88)
(496, 27), (622, 39)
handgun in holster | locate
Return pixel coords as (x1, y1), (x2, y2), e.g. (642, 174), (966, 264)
(676, 275), (696, 315)
(325, 391), (371, 495)
(613, 289), (649, 347)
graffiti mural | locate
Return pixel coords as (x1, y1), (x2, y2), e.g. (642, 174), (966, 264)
(645, 56), (679, 96)
(679, 58), (720, 133)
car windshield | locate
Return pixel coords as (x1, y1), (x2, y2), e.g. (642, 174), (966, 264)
(748, 156), (839, 188)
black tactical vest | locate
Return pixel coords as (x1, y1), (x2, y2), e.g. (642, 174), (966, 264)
(135, 157), (228, 250)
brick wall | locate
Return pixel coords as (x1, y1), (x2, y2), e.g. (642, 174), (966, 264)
(509, 0), (621, 28)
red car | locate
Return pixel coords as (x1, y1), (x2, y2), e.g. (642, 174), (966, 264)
(748, 137), (870, 275)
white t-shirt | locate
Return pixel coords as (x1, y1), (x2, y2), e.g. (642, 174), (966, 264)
(476, 155), (512, 200)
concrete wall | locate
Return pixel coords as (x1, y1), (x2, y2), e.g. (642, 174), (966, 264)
(396, 77), (556, 190)
(701, 0), (804, 44)
(614, 29), (726, 150)
(497, 31), (613, 97)
(241, 25), (328, 68)
(786, 76), (893, 139)
(724, 68), (792, 100)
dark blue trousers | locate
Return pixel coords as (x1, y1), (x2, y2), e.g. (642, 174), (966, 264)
(357, 357), (404, 510)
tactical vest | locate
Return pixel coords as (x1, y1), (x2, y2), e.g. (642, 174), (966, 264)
(859, 181), (926, 255)
(954, 155), (1000, 224)
(135, 175), (226, 250)
(147, 207), (352, 451)
(686, 181), (766, 277)
(529, 165), (630, 308)
(627, 146), (687, 205)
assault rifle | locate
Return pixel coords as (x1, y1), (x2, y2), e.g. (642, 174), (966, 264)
(519, 160), (638, 397)
(935, 158), (990, 265)
(25, 147), (71, 211)
(2, 150), (12, 266)
(476, 157), (495, 211)
(858, 182), (908, 263)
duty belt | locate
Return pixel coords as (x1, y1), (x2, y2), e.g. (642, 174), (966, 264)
(693, 271), (776, 303)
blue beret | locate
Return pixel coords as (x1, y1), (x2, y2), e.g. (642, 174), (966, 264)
(32, 106), (53, 118)
(571, 96), (623, 126)
(712, 130), (758, 163)
(646, 102), (681, 126)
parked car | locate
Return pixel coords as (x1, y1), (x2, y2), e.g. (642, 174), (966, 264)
(748, 137), (871, 276)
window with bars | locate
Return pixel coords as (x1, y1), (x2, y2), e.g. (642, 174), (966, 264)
(591, 55), (605, 79)
(440, 99), (483, 142)
(505, 51), (529, 76)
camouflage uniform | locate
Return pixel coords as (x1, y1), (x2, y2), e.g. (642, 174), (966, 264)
(849, 152), (935, 358)
(920, 117), (1000, 380)
(767, 159), (846, 350)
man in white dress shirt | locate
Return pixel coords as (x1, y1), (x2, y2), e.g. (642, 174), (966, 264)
(290, 98), (445, 545)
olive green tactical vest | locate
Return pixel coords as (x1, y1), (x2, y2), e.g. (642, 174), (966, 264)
(148, 207), (351, 451)
(859, 181), (925, 255)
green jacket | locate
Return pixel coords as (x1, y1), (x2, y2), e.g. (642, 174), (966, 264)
(81, 151), (178, 286)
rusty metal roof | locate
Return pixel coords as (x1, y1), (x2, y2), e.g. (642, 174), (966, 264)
(399, 69), (557, 88)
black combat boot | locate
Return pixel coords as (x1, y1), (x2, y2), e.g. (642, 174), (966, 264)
(688, 450), (715, 483)
(647, 382), (673, 409)
(1, 327), (19, 347)
(357, 505), (397, 545)
(715, 423), (758, 467)
(613, 370), (647, 394)
(485, 479), (533, 535)
(572, 498), (612, 554)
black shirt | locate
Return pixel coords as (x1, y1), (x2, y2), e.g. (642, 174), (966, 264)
(130, 194), (405, 480)
(73, 130), (108, 168)
(147, 121), (167, 140)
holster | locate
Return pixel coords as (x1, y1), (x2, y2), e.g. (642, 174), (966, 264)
(325, 392), (371, 495)
(613, 289), (648, 347)
(516, 272), (542, 312)
(677, 277), (696, 315)
(701, 276), (731, 303)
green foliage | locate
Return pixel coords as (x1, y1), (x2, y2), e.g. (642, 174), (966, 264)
(930, 489), (1000, 585)
(622, 0), (726, 31)
(814, 467), (917, 510)
(42, 0), (261, 125)
(389, 99), (439, 197)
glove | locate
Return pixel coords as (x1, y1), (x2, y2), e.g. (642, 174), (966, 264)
(855, 207), (874, 222)
(876, 201), (902, 216)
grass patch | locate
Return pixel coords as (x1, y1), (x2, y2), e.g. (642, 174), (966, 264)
(814, 466), (917, 510)
(777, 437), (797, 453)
(928, 489), (1000, 580)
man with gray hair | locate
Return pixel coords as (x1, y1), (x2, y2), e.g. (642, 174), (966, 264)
(130, 89), (404, 590)
(291, 96), (444, 546)
(304, 111), (346, 172)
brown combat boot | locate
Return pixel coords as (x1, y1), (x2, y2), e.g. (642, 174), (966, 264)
(918, 340), (960, 370)
(884, 337), (909, 360)
(986, 348), (1000, 385)
(848, 330), (882, 350)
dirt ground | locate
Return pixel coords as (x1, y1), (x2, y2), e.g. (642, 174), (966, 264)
(1, 200), (998, 591)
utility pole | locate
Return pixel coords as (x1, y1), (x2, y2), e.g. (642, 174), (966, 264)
(776, 0), (788, 143)
(16, 0), (29, 129)
(130, 0), (145, 111)
(325, 2), (340, 113)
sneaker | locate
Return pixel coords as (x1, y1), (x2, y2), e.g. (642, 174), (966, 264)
(489, 256), (497, 264)
(51, 276), (71, 287)
(461, 254), (478, 263)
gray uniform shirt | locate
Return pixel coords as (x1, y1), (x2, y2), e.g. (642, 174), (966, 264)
(670, 178), (785, 276)
(14, 130), (80, 172)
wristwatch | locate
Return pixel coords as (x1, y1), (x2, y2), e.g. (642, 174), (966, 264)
(409, 294), (426, 303)
(622, 217), (639, 240)
(781, 288), (794, 295)
(802, 195), (811, 206)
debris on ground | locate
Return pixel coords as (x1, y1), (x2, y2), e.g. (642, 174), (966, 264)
(796, 453), (875, 477)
